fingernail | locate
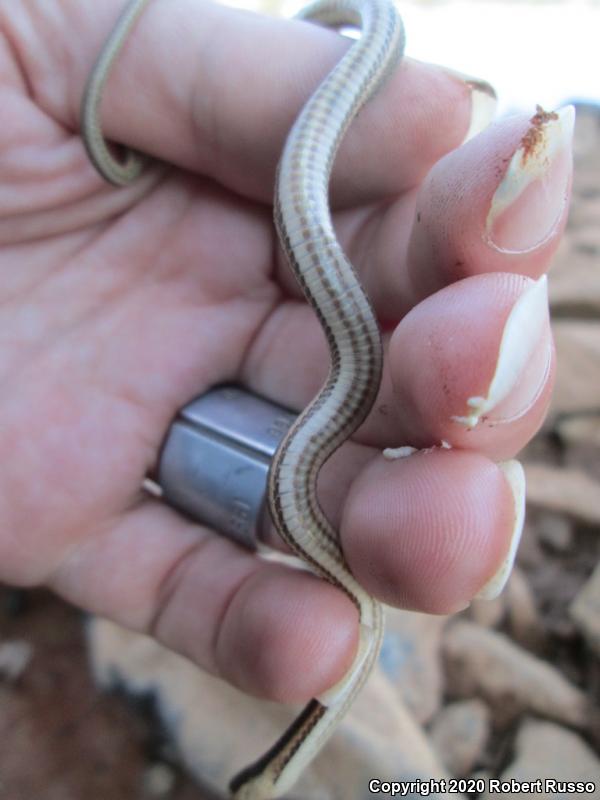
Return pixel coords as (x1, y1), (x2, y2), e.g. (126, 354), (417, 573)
(450, 599), (472, 614)
(441, 67), (497, 143)
(487, 105), (575, 253)
(383, 446), (418, 460)
(452, 275), (551, 429)
(475, 460), (526, 600)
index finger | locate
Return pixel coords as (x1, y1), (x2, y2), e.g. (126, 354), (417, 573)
(7, 0), (495, 202)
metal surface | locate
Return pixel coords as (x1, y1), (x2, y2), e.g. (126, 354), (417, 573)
(157, 386), (295, 549)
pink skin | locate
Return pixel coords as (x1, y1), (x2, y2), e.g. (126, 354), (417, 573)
(0, 0), (569, 703)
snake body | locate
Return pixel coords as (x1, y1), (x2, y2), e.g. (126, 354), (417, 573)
(81, 0), (405, 797)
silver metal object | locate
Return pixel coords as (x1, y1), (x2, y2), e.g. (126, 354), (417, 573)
(156, 386), (296, 549)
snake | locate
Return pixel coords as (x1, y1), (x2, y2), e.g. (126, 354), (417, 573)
(81, 0), (405, 797)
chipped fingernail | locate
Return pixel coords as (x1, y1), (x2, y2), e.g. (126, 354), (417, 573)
(383, 441), (452, 460)
(475, 460), (526, 600)
(441, 66), (497, 143)
(383, 446), (418, 460)
(487, 105), (575, 253)
(452, 275), (551, 429)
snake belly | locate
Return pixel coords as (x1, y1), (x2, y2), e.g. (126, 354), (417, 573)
(231, 0), (405, 797)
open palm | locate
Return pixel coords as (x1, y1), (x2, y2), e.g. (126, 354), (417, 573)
(0, 0), (571, 702)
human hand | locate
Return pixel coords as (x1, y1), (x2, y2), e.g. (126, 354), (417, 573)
(0, 0), (571, 703)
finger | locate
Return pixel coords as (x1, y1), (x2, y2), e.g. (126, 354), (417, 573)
(15, 0), (492, 201)
(384, 271), (555, 459)
(403, 105), (575, 309)
(48, 500), (359, 704)
(274, 107), (573, 321)
(259, 440), (523, 614)
(340, 448), (523, 613)
(243, 272), (554, 459)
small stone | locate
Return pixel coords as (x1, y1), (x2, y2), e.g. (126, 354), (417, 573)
(470, 770), (492, 784)
(536, 512), (574, 552)
(549, 241), (600, 314)
(481, 720), (600, 800)
(570, 560), (600, 657)
(524, 463), (600, 525)
(550, 321), (600, 419)
(380, 609), (447, 724)
(468, 594), (505, 629)
(515, 521), (545, 570)
(142, 763), (176, 798)
(557, 413), (600, 449)
(443, 621), (588, 728)
(430, 700), (491, 777)
(505, 568), (545, 652)
(0, 640), (32, 682)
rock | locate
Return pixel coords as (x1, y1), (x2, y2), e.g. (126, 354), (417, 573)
(379, 609), (447, 724)
(481, 720), (600, 800)
(550, 321), (600, 419)
(142, 763), (176, 798)
(572, 103), (600, 162)
(0, 639), (32, 682)
(505, 568), (545, 652)
(536, 512), (574, 553)
(524, 463), (600, 525)
(515, 521), (545, 570)
(89, 618), (452, 800)
(470, 770), (492, 785)
(549, 238), (600, 314)
(557, 413), (600, 449)
(443, 621), (588, 728)
(429, 700), (491, 777)
(570, 561), (600, 657)
(520, 559), (581, 641)
(468, 595), (505, 629)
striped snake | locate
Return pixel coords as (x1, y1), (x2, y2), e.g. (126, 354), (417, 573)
(81, 0), (405, 797)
